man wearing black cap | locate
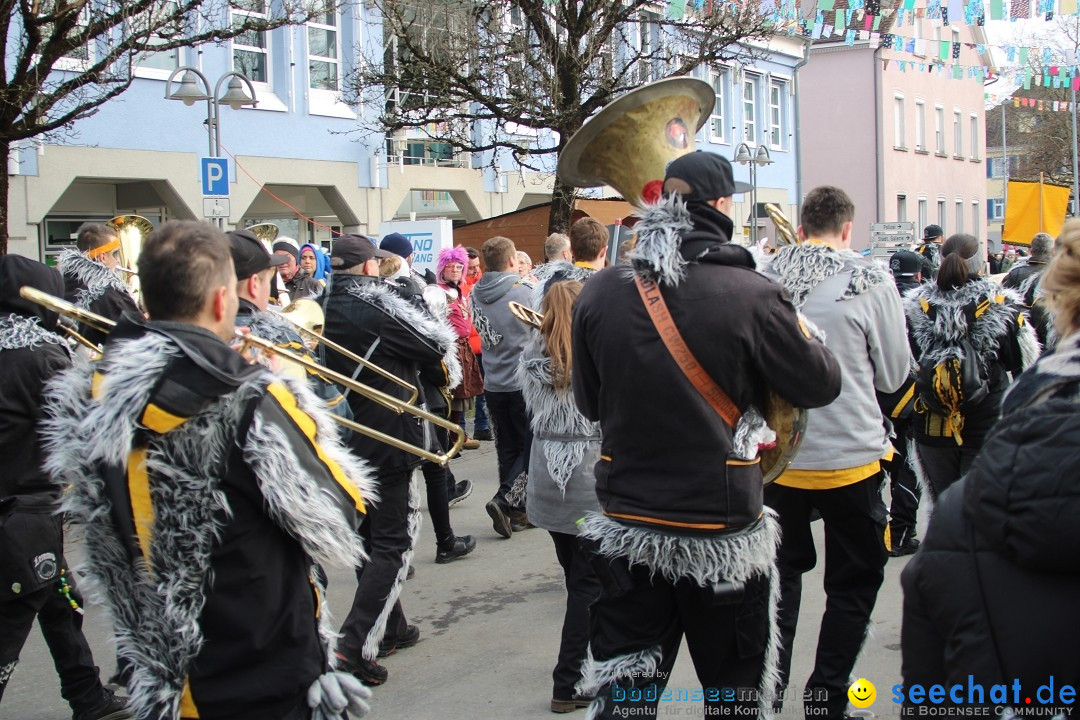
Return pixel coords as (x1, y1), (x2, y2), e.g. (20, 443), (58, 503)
(324, 234), (465, 685)
(571, 152), (842, 719)
(231, 230), (290, 325)
(916, 224), (943, 279)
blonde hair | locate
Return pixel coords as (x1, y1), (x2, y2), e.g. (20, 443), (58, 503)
(379, 255), (403, 278)
(540, 281), (583, 391)
(1042, 219), (1080, 338)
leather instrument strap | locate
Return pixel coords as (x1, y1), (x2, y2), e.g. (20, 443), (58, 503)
(634, 274), (742, 428)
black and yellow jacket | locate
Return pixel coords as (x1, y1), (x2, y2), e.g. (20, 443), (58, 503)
(57, 247), (141, 346)
(42, 317), (373, 720)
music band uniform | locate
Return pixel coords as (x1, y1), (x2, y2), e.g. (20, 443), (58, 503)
(58, 245), (141, 347)
(571, 153), (842, 720)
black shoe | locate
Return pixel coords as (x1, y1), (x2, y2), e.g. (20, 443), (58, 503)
(73, 690), (132, 720)
(551, 693), (594, 713)
(334, 651), (388, 686)
(436, 534), (476, 564)
(448, 479), (474, 508)
(378, 624), (421, 657)
(510, 510), (535, 532)
(486, 500), (512, 538)
(473, 428), (493, 441)
(889, 538), (921, 557)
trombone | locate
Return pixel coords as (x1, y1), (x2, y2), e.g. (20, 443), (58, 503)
(18, 287), (465, 466)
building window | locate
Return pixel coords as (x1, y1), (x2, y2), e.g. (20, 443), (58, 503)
(709, 67), (727, 143)
(894, 94), (905, 149)
(637, 12), (657, 83)
(135, 1), (181, 74)
(987, 155), (1018, 179)
(935, 105), (945, 154)
(52, 5), (91, 69)
(897, 194), (907, 221)
(307, 5), (339, 91)
(915, 99), (926, 151)
(955, 199), (964, 232)
(743, 75), (759, 144)
(988, 198), (1005, 221)
(232, 0), (269, 84)
(972, 200), (980, 236)
(970, 114), (979, 159)
(769, 80), (786, 150)
(918, 197), (928, 231)
(937, 198), (947, 234)
(953, 109), (963, 158)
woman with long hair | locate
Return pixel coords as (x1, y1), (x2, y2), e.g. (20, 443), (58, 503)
(904, 233), (1039, 499)
(519, 280), (601, 713)
(899, 221), (1080, 708)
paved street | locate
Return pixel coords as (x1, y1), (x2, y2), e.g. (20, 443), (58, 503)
(3, 441), (917, 720)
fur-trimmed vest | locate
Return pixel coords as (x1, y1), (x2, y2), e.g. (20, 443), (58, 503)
(42, 321), (373, 720)
(904, 277), (1040, 445)
(530, 261), (597, 308)
(57, 248), (140, 345)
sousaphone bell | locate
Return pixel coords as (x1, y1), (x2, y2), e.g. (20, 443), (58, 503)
(557, 77), (807, 485)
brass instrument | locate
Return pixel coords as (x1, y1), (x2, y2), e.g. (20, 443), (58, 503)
(246, 223), (280, 246)
(556, 77), (807, 485)
(106, 215), (153, 302)
(508, 301), (543, 331)
(765, 203), (800, 246)
(19, 287), (464, 466)
(58, 324), (103, 358)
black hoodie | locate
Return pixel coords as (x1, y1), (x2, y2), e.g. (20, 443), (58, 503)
(0, 255), (72, 498)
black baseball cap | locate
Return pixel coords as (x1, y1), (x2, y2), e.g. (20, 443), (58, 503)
(889, 249), (923, 279)
(662, 151), (752, 202)
(330, 234), (393, 270)
(228, 230), (289, 279)
(922, 224), (943, 241)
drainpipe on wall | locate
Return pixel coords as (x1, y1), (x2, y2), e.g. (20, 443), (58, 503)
(793, 35), (812, 217)
(873, 42), (884, 226)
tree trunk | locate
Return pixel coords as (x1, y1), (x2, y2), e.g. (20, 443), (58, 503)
(547, 174), (577, 234)
(0, 139), (9, 256)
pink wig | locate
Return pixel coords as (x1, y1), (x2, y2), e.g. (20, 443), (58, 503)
(437, 245), (470, 281)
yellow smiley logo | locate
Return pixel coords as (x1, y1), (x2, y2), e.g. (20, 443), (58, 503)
(848, 678), (877, 709)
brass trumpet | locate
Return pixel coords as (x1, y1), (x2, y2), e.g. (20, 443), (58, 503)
(508, 301), (543, 331)
(18, 287), (464, 466)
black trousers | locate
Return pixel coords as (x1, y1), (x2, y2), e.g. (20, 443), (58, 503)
(764, 474), (888, 720)
(0, 563), (104, 712)
(586, 551), (771, 719)
(914, 441), (981, 501)
(339, 469), (413, 660)
(484, 390), (531, 509)
(549, 532), (601, 700)
(420, 426), (456, 548)
(882, 418), (921, 544)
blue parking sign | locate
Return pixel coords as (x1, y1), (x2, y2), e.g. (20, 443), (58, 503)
(201, 157), (229, 196)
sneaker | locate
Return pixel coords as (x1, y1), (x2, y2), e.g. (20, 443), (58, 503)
(473, 428), (493, 441)
(462, 436), (481, 450)
(486, 500), (512, 539)
(447, 479), (474, 508)
(436, 535), (476, 564)
(551, 693), (594, 713)
(73, 690), (132, 720)
(334, 651), (388, 686)
(378, 624), (421, 657)
(889, 538), (921, 557)
(510, 510), (535, 532)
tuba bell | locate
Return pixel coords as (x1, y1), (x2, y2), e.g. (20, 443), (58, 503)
(556, 77), (807, 485)
(246, 223), (280, 247)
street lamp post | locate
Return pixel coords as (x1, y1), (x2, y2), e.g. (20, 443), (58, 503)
(734, 142), (774, 245)
(165, 67), (258, 227)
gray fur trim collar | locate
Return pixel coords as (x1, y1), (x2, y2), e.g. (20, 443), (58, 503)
(628, 194), (694, 287)
(346, 280), (462, 390)
(904, 278), (1040, 371)
(57, 248), (131, 309)
(41, 331), (370, 719)
(768, 243), (889, 311)
(530, 261), (597, 308)
(0, 314), (68, 351)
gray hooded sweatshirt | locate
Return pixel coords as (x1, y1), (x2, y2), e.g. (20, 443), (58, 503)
(471, 271), (534, 392)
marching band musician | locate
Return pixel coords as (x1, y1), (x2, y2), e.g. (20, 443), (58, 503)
(571, 152), (841, 720)
(58, 223), (141, 346)
(41, 220), (375, 720)
(0, 255), (130, 720)
(323, 234), (463, 686)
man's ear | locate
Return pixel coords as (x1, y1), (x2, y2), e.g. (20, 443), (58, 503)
(797, 225), (808, 243)
(212, 286), (228, 323)
(841, 221), (853, 243)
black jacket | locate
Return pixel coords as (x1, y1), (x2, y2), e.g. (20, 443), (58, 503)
(57, 248), (140, 346)
(572, 197), (841, 533)
(1002, 259), (1052, 349)
(323, 275), (454, 476)
(900, 331), (1080, 709)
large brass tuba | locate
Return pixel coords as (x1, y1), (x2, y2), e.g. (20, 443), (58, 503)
(557, 77), (806, 485)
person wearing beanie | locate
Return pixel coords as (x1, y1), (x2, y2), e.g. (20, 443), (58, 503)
(380, 232), (437, 288)
(1002, 231), (1056, 348)
(272, 237), (322, 303)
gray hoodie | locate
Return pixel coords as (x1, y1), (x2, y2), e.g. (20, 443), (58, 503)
(471, 271), (533, 392)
